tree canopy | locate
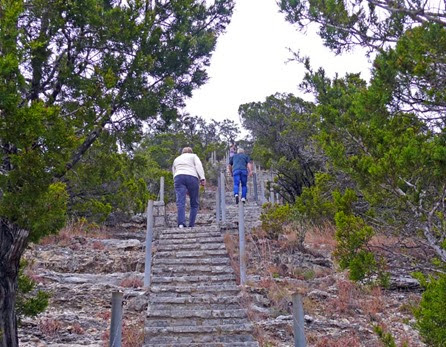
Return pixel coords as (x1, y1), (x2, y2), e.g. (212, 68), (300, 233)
(0, 0), (234, 345)
(276, 0), (446, 263)
(273, 1), (446, 342)
(239, 93), (323, 203)
(1, 0), (234, 240)
(279, 0), (446, 54)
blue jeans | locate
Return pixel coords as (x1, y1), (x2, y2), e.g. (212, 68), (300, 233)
(174, 175), (200, 227)
(233, 169), (248, 199)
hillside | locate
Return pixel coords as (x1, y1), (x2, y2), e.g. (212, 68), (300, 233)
(17, 181), (430, 347)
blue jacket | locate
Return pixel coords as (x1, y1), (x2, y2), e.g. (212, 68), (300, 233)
(229, 153), (251, 171)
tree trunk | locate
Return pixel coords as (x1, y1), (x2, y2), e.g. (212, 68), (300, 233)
(0, 219), (29, 347)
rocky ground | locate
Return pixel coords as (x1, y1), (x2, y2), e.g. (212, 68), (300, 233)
(19, 186), (429, 346)
(225, 224), (429, 346)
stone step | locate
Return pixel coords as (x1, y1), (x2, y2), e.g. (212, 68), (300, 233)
(149, 295), (240, 305)
(225, 215), (261, 221)
(150, 284), (240, 296)
(152, 265), (234, 275)
(145, 342), (259, 347)
(162, 226), (220, 234)
(155, 249), (228, 258)
(224, 214), (261, 220)
(147, 308), (247, 319)
(165, 218), (215, 226)
(144, 324), (255, 342)
(155, 243), (225, 252)
(226, 206), (261, 211)
(151, 274), (236, 285)
(148, 302), (241, 311)
(145, 201), (261, 346)
(145, 317), (249, 327)
(159, 232), (222, 240)
(157, 236), (224, 245)
(153, 257), (230, 266)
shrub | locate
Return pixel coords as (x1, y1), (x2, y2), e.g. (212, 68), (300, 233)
(38, 318), (62, 336)
(16, 260), (50, 323)
(260, 203), (292, 239)
(373, 324), (397, 347)
(294, 173), (336, 223)
(333, 210), (376, 281)
(413, 272), (446, 346)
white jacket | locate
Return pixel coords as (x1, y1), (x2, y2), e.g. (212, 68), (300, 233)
(172, 153), (205, 180)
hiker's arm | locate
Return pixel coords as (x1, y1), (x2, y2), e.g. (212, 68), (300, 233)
(247, 162), (253, 176)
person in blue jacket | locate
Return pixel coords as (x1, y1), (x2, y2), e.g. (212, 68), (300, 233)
(228, 148), (253, 204)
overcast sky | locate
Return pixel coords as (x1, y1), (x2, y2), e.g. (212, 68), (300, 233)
(184, 0), (372, 130)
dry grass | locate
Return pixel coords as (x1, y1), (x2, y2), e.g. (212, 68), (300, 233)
(311, 332), (361, 347)
(92, 240), (106, 250)
(360, 286), (384, 318)
(96, 310), (111, 321)
(226, 213), (425, 346)
(304, 223), (337, 252)
(290, 266), (316, 281)
(23, 260), (48, 284)
(101, 315), (144, 347)
(40, 219), (108, 246)
(38, 318), (63, 336)
(252, 325), (277, 347)
(122, 316), (145, 347)
(248, 229), (275, 276)
(119, 276), (143, 288)
(278, 227), (305, 252)
(327, 279), (360, 315)
(398, 293), (420, 315)
(256, 277), (292, 316)
(70, 322), (84, 334)
(369, 234), (418, 248)
(223, 233), (241, 283)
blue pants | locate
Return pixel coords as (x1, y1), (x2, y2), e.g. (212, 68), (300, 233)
(233, 169), (248, 199)
(174, 175), (200, 227)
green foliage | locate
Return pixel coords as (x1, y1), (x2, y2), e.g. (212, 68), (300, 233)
(277, 3), (446, 338)
(334, 210), (375, 281)
(260, 203), (293, 239)
(294, 173), (336, 223)
(251, 144), (274, 169)
(0, 0), (235, 242)
(413, 272), (446, 346)
(294, 175), (382, 282)
(65, 134), (155, 221)
(373, 325), (397, 347)
(280, 6), (446, 264)
(332, 189), (376, 281)
(135, 116), (239, 195)
(279, 0), (439, 54)
(239, 93), (323, 202)
(377, 269), (391, 289)
(16, 261), (50, 322)
(0, 1), (234, 342)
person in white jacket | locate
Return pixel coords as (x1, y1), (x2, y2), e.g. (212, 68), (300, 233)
(172, 147), (206, 228)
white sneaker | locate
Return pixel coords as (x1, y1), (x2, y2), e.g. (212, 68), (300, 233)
(241, 197), (246, 203)
(178, 224), (184, 229)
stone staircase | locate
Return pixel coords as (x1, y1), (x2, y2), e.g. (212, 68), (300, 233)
(144, 189), (261, 346)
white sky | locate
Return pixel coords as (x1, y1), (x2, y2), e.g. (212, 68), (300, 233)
(184, 0), (372, 130)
